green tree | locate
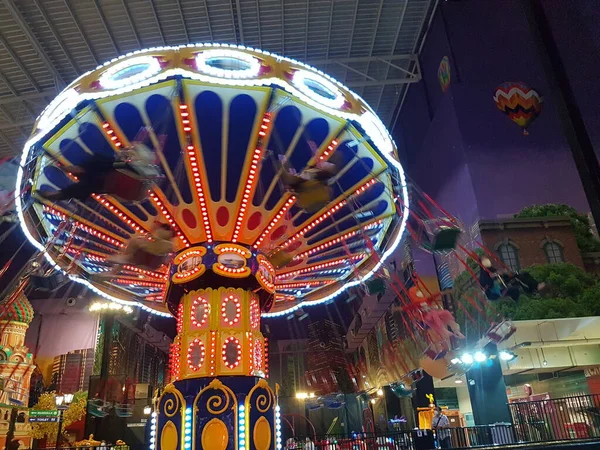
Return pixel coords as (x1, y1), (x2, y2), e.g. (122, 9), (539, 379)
(453, 262), (600, 329)
(30, 391), (88, 443)
(514, 204), (600, 252)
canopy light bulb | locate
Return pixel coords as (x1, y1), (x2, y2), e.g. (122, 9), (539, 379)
(460, 353), (474, 364)
(474, 351), (487, 362)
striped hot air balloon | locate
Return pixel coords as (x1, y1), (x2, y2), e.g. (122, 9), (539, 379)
(493, 82), (543, 135)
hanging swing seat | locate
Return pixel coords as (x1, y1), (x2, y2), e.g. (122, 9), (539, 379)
(421, 222), (462, 253)
(29, 271), (68, 291)
(130, 249), (170, 271)
(114, 403), (134, 417)
(365, 278), (386, 295)
(101, 169), (156, 203)
(268, 249), (293, 269)
(87, 399), (110, 418)
(294, 180), (331, 213)
(485, 320), (516, 344)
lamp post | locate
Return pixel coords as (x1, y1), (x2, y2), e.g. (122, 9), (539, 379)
(55, 393), (74, 447)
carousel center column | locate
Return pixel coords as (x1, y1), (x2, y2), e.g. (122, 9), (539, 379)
(153, 244), (281, 450)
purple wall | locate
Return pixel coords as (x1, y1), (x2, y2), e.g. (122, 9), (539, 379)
(395, 0), (596, 226)
(542, 0), (600, 152)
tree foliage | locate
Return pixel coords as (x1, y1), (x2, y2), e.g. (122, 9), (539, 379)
(30, 391), (88, 443)
(453, 261), (600, 332)
(514, 203), (600, 252)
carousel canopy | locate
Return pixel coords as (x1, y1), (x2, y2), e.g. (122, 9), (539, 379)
(17, 45), (409, 317)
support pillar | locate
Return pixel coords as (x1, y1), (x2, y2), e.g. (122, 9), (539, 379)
(154, 244), (279, 450)
(466, 344), (511, 425)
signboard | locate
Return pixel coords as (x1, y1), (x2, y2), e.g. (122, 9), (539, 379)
(126, 419), (147, 428)
(29, 410), (59, 423)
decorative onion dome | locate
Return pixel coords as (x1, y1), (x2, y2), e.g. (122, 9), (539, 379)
(1, 294), (34, 324)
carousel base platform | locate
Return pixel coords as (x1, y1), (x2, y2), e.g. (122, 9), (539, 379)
(156, 376), (277, 450)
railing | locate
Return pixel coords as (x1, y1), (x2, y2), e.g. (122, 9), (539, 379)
(285, 422), (598, 450)
(508, 393), (600, 442)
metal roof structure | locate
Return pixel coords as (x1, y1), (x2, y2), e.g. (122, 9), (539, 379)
(0, 0), (437, 157)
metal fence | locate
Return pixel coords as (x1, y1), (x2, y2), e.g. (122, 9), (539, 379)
(508, 393), (600, 442)
(285, 408), (600, 449)
(283, 428), (516, 450)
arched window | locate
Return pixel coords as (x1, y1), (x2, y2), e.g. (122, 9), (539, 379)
(544, 242), (564, 264)
(498, 243), (520, 272)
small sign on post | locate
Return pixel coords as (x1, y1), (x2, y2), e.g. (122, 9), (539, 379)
(29, 410), (60, 423)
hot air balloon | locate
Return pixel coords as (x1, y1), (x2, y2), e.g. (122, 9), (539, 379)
(493, 82), (543, 135)
(438, 56), (451, 93)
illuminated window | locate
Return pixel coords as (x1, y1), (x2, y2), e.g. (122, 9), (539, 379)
(544, 242), (564, 264)
(498, 243), (520, 272)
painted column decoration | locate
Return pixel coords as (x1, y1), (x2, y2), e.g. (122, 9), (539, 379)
(157, 243), (277, 450)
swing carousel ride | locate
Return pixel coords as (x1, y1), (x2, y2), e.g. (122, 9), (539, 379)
(11, 44), (515, 450)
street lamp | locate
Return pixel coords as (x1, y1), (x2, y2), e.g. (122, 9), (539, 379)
(55, 393), (73, 447)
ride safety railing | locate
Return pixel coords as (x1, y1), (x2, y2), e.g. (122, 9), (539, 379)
(508, 393), (600, 442)
(285, 409), (600, 450)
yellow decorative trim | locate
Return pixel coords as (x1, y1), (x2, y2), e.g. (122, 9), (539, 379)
(256, 255), (275, 293)
(212, 263), (252, 278)
(245, 379), (275, 415)
(174, 246), (207, 264)
(172, 246), (207, 284)
(214, 243), (252, 258)
(159, 383), (186, 419)
(193, 379), (238, 416)
(160, 420), (178, 450)
(201, 418), (229, 450)
(253, 416), (272, 450)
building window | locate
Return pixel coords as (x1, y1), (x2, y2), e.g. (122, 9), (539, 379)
(544, 242), (564, 264)
(498, 243), (520, 272)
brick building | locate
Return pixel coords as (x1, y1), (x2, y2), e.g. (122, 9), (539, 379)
(478, 217), (584, 271)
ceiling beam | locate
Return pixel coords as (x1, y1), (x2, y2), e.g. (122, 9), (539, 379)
(0, 119), (34, 130)
(255, 1), (262, 48)
(148, 0), (166, 46)
(234, 0), (244, 44)
(360, 0), (385, 97)
(120, 0), (142, 49)
(92, 0), (120, 56)
(304, 0), (309, 61)
(309, 54), (415, 65)
(2, 0), (66, 88)
(31, 0), (81, 74)
(395, 0), (440, 127)
(62, 0), (99, 66)
(0, 33), (40, 92)
(173, 0), (189, 44)
(203, 0), (214, 42)
(375, 0), (410, 111)
(0, 90), (56, 106)
(325, 0), (334, 60)
(280, 0), (284, 55)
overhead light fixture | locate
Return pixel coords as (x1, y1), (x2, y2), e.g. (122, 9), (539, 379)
(460, 353), (474, 364)
(89, 301), (133, 314)
(543, 360), (548, 366)
(295, 392), (315, 400)
(454, 379), (463, 384)
(377, 388), (384, 397)
(370, 399), (376, 404)
(499, 350), (517, 361)
(474, 351), (487, 362)
(450, 358), (461, 365)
